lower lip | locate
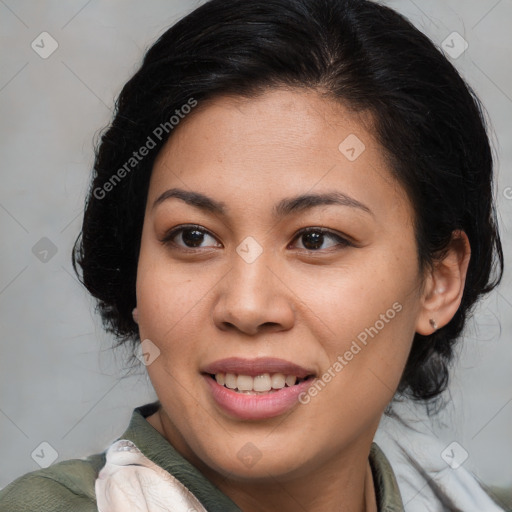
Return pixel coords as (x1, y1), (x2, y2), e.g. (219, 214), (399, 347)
(203, 375), (314, 420)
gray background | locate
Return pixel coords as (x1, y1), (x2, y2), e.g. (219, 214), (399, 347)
(1, 0), (511, 497)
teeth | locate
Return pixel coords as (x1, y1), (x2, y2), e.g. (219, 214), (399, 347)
(225, 373), (237, 390)
(213, 372), (304, 392)
(285, 375), (297, 387)
(253, 373), (271, 392)
(271, 373), (286, 389)
(236, 375), (253, 391)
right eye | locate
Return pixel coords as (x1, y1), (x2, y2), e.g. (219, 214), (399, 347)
(160, 224), (222, 250)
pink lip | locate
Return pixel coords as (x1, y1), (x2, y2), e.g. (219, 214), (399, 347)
(202, 357), (314, 378)
(202, 357), (316, 420)
(203, 375), (314, 420)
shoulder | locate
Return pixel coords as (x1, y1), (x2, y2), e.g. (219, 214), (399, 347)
(0, 452), (105, 512)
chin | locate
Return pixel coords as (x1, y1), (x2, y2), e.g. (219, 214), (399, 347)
(193, 434), (320, 483)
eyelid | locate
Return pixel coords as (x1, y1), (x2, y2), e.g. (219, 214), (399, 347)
(290, 226), (353, 249)
(160, 224), (222, 247)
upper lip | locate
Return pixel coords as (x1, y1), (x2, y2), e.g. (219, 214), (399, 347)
(202, 357), (315, 378)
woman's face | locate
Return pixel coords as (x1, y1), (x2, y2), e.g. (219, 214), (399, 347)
(136, 88), (427, 481)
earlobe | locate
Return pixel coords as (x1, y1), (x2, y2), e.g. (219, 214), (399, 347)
(132, 307), (139, 324)
(416, 230), (471, 335)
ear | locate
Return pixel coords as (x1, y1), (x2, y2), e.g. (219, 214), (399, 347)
(132, 307), (139, 324)
(415, 230), (471, 335)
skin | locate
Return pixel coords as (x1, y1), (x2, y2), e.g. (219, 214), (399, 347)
(134, 88), (471, 512)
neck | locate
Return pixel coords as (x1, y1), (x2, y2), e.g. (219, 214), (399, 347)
(206, 444), (377, 512)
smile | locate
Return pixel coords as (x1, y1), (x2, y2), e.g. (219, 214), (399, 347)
(211, 372), (310, 394)
(202, 358), (317, 420)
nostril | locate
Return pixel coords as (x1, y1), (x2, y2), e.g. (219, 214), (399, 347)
(261, 322), (280, 330)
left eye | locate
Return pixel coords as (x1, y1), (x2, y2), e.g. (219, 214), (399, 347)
(291, 228), (351, 251)
(162, 225), (221, 249)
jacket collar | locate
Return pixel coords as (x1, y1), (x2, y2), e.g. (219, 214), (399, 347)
(369, 442), (405, 511)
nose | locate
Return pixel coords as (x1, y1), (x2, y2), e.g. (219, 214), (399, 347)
(212, 251), (295, 336)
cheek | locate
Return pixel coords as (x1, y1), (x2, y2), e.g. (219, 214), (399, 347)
(135, 233), (209, 346)
(295, 252), (416, 337)
(293, 251), (419, 392)
(137, 270), (208, 345)
(298, 294), (416, 431)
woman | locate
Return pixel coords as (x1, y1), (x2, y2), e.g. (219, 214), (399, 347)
(0, 0), (505, 510)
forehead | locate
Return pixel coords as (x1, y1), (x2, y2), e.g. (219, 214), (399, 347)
(149, 88), (410, 222)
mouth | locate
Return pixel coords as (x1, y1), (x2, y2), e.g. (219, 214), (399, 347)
(201, 358), (317, 420)
(207, 372), (314, 394)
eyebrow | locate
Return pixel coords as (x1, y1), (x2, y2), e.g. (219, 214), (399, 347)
(152, 187), (373, 218)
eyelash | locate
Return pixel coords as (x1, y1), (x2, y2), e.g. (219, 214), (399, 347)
(160, 224), (353, 253)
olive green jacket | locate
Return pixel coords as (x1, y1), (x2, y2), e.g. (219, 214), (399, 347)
(0, 402), (404, 511)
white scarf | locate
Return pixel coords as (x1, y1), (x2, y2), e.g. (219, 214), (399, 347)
(374, 402), (506, 512)
(95, 439), (207, 512)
